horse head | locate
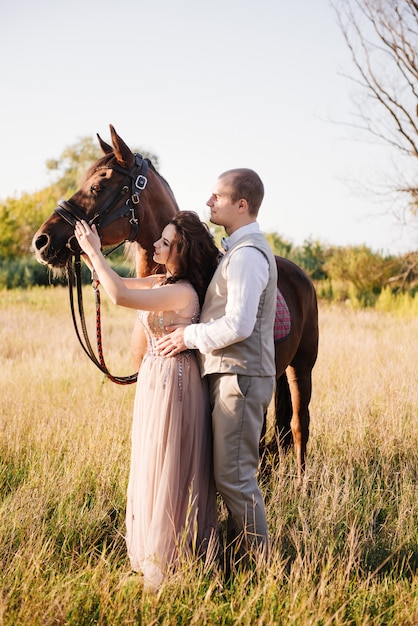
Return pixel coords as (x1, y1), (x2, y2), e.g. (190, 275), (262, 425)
(32, 125), (179, 273)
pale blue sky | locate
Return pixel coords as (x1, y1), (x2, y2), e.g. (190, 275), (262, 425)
(0, 0), (414, 254)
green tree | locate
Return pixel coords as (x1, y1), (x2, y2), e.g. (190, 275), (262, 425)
(265, 232), (294, 258)
(292, 239), (328, 281)
(324, 245), (400, 296)
(0, 188), (59, 258)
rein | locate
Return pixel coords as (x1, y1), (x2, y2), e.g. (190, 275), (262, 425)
(67, 253), (138, 384)
(61, 154), (149, 385)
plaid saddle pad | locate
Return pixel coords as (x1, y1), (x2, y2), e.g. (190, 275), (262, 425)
(274, 287), (291, 341)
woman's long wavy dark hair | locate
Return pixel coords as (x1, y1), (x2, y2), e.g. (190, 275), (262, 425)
(161, 211), (219, 306)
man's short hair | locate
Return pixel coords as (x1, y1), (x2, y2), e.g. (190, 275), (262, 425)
(220, 168), (264, 216)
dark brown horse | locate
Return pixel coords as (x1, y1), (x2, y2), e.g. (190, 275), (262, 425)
(33, 125), (318, 484)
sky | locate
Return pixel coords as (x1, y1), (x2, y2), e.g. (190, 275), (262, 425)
(0, 0), (415, 255)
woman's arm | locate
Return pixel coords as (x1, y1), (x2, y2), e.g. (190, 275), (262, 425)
(82, 253), (158, 290)
(74, 221), (190, 311)
(83, 257), (157, 290)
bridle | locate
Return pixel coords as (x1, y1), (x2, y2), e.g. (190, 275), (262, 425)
(58, 153), (149, 385)
(55, 153), (148, 249)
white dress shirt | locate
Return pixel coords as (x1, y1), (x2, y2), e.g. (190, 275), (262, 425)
(184, 222), (269, 354)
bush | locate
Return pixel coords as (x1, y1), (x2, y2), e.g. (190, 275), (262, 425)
(0, 256), (132, 290)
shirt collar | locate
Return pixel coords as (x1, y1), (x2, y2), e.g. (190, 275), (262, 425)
(226, 222), (261, 249)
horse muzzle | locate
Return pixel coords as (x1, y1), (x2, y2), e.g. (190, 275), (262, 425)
(32, 229), (76, 268)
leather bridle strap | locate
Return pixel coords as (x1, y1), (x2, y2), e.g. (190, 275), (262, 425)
(62, 154), (149, 383)
(55, 154), (148, 243)
(67, 252), (138, 384)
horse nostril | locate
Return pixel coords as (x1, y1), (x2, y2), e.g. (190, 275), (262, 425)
(34, 234), (49, 251)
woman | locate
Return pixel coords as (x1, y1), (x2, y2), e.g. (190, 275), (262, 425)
(74, 211), (220, 590)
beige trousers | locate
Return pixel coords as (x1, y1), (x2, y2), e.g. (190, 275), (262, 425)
(207, 372), (274, 558)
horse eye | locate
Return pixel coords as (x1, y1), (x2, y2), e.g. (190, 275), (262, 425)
(90, 183), (102, 195)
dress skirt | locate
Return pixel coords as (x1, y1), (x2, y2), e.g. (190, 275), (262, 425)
(126, 349), (217, 588)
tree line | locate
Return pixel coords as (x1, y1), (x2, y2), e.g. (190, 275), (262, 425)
(0, 135), (416, 307)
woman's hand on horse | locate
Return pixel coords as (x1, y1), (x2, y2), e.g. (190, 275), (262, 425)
(74, 221), (101, 257)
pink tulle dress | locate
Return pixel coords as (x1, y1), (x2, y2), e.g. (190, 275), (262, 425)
(125, 281), (217, 589)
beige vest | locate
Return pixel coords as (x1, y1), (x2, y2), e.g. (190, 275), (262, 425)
(199, 231), (277, 377)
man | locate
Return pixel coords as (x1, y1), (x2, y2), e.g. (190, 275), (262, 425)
(157, 168), (277, 568)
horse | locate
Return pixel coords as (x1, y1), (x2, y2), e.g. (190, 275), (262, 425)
(32, 124), (319, 485)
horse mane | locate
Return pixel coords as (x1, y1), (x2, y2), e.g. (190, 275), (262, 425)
(145, 158), (179, 209)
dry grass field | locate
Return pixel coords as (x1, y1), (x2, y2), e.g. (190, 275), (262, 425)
(0, 286), (417, 625)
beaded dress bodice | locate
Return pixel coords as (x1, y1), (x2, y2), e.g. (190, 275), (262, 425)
(137, 282), (200, 356)
(137, 282), (200, 401)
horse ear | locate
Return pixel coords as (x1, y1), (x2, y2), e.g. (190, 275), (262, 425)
(97, 134), (113, 155)
(109, 124), (135, 169)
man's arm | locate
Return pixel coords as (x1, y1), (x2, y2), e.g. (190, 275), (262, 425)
(157, 247), (268, 357)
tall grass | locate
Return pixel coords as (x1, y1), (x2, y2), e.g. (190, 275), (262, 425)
(1, 288), (417, 625)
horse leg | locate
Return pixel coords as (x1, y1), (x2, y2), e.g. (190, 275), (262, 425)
(284, 364), (312, 486)
(259, 373), (292, 472)
(275, 373), (293, 453)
